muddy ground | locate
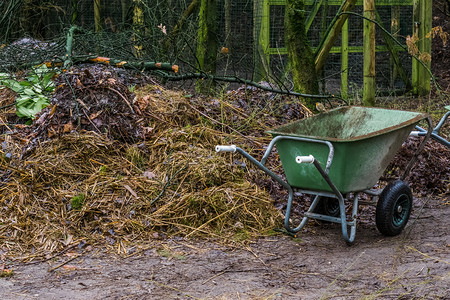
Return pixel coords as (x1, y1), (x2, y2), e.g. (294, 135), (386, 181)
(1, 195), (448, 299)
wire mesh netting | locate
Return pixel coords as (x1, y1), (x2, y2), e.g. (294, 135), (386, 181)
(0, 0), (416, 94)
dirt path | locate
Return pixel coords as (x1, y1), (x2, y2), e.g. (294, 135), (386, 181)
(1, 196), (449, 299)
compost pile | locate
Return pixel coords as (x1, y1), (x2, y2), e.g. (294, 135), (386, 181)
(0, 64), (314, 258)
(0, 64), (448, 259)
(384, 138), (450, 198)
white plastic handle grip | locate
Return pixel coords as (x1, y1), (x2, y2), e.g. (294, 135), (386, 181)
(215, 145), (237, 153)
(409, 131), (420, 137)
(296, 155), (315, 164)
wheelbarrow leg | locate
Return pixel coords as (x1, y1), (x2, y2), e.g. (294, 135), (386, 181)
(338, 193), (358, 245)
(285, 195), (331, 233)
(283, 191), (324, 233)
(308, 159), (357, 244)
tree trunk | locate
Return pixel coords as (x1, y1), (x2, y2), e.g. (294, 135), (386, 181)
(94, 0), (102, 32)
(196, 0), (218, 93)
(285, 0), (319, 109)
(132, 0), (145, 58)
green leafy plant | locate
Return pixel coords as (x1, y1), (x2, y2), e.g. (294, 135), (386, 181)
(0, 64), (57, 119)
(70, 193), (85, 210)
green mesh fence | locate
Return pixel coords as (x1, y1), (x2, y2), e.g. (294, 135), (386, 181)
(0, 0), (417, 94)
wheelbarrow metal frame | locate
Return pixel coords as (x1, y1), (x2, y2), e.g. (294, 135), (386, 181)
(411, 108), (449, 148)
(216, 117), (432, 244)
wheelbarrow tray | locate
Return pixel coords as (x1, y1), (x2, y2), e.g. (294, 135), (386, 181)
(267, 106), (427, 193)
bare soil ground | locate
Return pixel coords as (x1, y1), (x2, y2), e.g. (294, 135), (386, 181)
(1, 195), (448, 299)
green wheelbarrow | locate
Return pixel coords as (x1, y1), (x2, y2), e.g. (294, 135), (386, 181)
(216, 106), (432, 244)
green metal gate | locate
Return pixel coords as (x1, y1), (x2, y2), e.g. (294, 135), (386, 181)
(254, 0), (432, 98)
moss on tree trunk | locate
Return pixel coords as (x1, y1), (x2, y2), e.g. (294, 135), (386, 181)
(196, 0), (218, 94)
(285, 0), (319, 110)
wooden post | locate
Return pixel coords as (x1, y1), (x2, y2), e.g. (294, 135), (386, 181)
(412, 0), (431, 95)
(285, 0), (319, 110)
(341, 18), (348, 99)
(319, 0), (328, 93)
(418, 0), (432, 95)
(121, 0), (128, 24)
(363, 0), (375, 106)
(225, 0), (231, 47)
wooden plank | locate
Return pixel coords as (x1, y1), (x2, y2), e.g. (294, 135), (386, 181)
(314, 0), (357, 72)
(363, 0), (375, 106)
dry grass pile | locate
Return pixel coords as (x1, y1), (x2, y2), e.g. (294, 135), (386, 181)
(0, 131), (280, 258)
(0, 67), (298, 258)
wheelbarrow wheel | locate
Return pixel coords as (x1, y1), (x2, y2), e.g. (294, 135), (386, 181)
(376, 180), (412, 236)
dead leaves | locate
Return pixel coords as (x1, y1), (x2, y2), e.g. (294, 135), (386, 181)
(135, 94), (150, 111)
(426, 26), (448, 46)
(406, 26), (449, 64)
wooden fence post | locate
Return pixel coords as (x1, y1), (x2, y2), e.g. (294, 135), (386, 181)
(363, 0), (375, 106)
(341, 18), (348, 99)
(412, 0), (432, 95)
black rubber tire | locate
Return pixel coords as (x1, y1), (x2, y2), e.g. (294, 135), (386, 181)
(376, 180), (413, 236)
(315, 197), (340, 217)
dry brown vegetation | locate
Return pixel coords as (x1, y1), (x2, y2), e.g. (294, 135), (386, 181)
(0, 60), (448, 261)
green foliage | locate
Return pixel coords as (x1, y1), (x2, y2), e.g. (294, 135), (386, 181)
(71, 193), (85, 210)
(0, 65), (57, 119)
